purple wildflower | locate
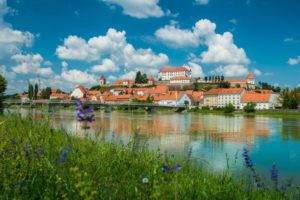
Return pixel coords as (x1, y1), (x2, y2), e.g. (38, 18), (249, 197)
(162, 164), (170, 173)
(174, 164), (182, 172)
(53, 157), (59, 163)
(76, 99), (95, 129)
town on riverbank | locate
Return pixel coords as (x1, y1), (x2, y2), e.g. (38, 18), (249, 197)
(12, 66), (300, 113)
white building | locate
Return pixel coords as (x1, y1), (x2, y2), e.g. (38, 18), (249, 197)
(204, 88), (245, 109)
(170, 76), (192, 84)
(154, 91), (193, 106)
(240, 92), (279, 110)
(71, 86), (87, 99)
(158, 67), (191, 81)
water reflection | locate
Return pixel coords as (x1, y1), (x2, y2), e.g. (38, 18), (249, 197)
(7, 108), (300, 182)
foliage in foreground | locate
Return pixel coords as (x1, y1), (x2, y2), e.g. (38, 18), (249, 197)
(0, 115), (298, 199)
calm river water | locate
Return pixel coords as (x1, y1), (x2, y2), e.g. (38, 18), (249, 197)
(9, 108), (300, 184)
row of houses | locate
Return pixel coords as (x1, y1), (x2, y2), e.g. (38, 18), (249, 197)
(203, 88), (279, 110)
(18, 84), (279, 110)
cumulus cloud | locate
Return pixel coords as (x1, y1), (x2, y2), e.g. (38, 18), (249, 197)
(119, 70), (137, 80)
(156, 19), (250, 77)
(195, 0), (209, 5)
(56, 28), (169, 70)
(156, 19), (249, 65)
(11, 53), (53, 76)
(61, 68), (97, 85)
(0, 0), (34, 60)
(101, 0), (164, 18)
(287, 56), (300, 65)
(91, 58), (119, 73)
(253, 68), (262, 76)
(185, 62), (205, 77)
(210, 65), (249, 77)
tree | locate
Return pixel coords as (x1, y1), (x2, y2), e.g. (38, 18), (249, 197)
(208, 76), (211, 82)
(135, 71), (148, 84)
(28, 84), (34, 100)
(221, 75), (224, 82)
(0, 75), (7, 114)
(223, 104), (235, 114)
(41, 87), (52, 99)
(280, 88), (299, 109)
(184, 100), (189, 107)
(194, 82), (200, 91)
(204, 76), (208, 82)
(235, 83), (241, 88)
(34, 83), (39, 100)
(244, 102), (256, 113)
(219, 82), (230, 88)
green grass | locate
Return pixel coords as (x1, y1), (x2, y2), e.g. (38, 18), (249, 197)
(0, 115), (298, 199)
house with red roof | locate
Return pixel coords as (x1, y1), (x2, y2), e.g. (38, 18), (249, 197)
(71, 85), (87, 99)
(225, 73), (255, 89)
(153, 91), (193, 106)
(240, 92), (279, 110)
(158, 66), (191, 81)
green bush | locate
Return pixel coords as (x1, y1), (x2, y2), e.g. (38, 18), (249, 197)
(244, 102), (256, 113)
(223, 104), (235, 114)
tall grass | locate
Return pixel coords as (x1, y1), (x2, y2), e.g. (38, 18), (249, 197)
(0, 115), (297, 199)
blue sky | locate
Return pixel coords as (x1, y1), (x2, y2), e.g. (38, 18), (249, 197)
(0, 0), (300, 94)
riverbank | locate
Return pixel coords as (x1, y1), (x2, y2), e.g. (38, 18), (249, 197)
(0, 115), (295, 199)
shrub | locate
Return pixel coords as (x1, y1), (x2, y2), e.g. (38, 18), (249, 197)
(244, 102), (256, 113)
(223, 104), (235, 114)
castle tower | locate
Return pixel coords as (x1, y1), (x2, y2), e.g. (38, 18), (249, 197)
(99, 76), (106, 86)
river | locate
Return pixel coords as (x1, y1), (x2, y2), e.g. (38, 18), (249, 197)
(8, 108), (300, 184)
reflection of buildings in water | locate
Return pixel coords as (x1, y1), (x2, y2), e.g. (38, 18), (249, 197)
(158, 134), (190, 156)
(199, 115), (270, 147)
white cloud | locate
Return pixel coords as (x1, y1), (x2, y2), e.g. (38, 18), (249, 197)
(210, 65), (249, 77)
(11, 53), (53, 76)
(101, 0), (164, 18)
(156, 19), (249, 66)
(56, 28), (169, 69)
(61, 61), (68, 69)
(120, 70), (137, 80)
(0, 0), (34, 60)
(185, 62), (205, 77)
(61, 68), (97, 85)
(91, 58), (119, 73)
(195, 0), (209, 5)
(253, 68), (262, 76)
(0, 65), (16, 80)
(287, 56), (300, 65)
(155, 24), (200, 48)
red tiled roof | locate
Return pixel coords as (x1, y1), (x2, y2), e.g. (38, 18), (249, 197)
(50, 93), (70, 98)
(154, 91), (185, 101)
(105, 94), (132, 102)
(99, 76), (105, 80)
(241, 93), (271, 103)
(170, 76), (191, 81)
(159, 66), (189, 73)
(87, 90), (100, 95)
(247, 73), (254, 79)
(148, 85), (169, 94)
(76, 85), (87, 94)
(51, 88), (58, 93)
(149, 76), (155, 81)
(114, 80), (135, 85)
(204, 88), (244, 95)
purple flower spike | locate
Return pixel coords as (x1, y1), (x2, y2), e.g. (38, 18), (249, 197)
(271, 163), (278, 185)
(174, 164), (182, 172)
(162, 164), (170, 173)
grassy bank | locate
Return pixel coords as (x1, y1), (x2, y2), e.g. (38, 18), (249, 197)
(0, 115), (297, 199)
